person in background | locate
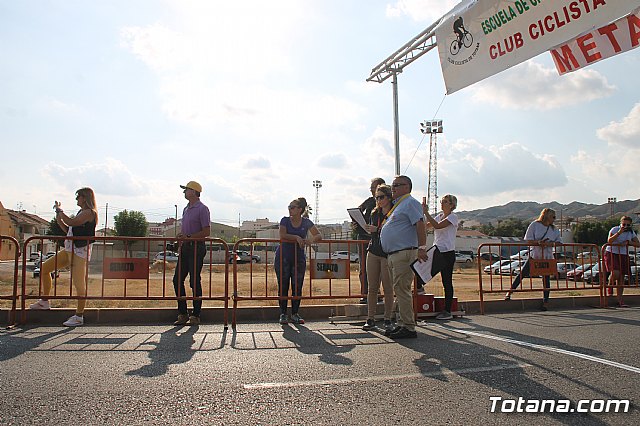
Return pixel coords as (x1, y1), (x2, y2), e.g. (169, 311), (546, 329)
(173, 181), (211, 326)
(504, 208), (561, 311)
(362, 184), (394, 332)
(423, 194), (459, 320)
(29, 187), (98, 327)
(275, 197), (322, 325)
(353, 177), (386, 304)
(380, 176), (428, 339)
(605, 216), (639, 308)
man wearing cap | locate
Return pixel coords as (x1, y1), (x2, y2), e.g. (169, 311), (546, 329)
(380, 175), (428, 339)
(173, 181), (211, 326)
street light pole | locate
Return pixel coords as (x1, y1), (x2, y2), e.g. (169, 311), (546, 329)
(174, 204), (178, 237)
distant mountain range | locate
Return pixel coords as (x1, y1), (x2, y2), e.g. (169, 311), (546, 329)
(457, 199), (640, 225)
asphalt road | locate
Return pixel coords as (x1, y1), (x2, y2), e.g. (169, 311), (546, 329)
(1, 307), (639, 425)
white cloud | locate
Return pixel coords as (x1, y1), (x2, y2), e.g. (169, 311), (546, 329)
(596, 103), (640, 148)
(244, 157), (271, 170)
(439, 139), (568, 196)
(472, 61), (615, 110)
(386, 0), (458, 22)
(43, 159), (150, 197)
(318, 153), (348, 169)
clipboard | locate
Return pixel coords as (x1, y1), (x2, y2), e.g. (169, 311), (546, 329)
(410, 245), (437, 284)
(347, 208), (370, 234)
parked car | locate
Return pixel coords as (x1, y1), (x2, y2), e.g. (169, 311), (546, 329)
(234, 250), (261, 263)
(555, 262), (579, 279)
(456, 250), (475, 260)
(484, 259), (512, 275)
(330, 251), (359, 262)
(509, 249), (530, 261)
(34, 253), (56, 267)
(576, 251), (598, 261)
(455, 252), (473, 263)
(624, 266), (640, 285)
(33, 266), (60, 278)
(154, 251), (179, 262)
(500, 260), (526, 276)
(583, 263), (603, 284)
(479, 252), (502, 262)
(566, 263), (595, 281)
(29, 251), (42, 262)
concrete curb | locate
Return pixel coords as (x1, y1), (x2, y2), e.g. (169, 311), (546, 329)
(4, 295), (639, 326)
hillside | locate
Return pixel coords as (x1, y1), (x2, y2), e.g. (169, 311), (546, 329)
(457, 199), (640, 225)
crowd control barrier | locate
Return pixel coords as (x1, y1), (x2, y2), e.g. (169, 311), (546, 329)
(20, 235), (231, 326)
(600, 243), (640, 307)
(231, 238), (367, 327)
(477, 242), (603, 314)
(0, 235), (20, 324)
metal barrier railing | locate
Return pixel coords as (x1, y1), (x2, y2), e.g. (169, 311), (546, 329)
(0, 235), (20, 324)
(600, 242), (639, 307)
(20, 235), (230, 326)
(231, 238), (366, 327)
(477, 242), (603, 314)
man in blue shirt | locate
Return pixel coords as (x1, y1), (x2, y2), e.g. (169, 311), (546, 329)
(380, 176), (428, 339)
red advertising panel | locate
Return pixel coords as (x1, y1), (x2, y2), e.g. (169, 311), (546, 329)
(103, 258), (150, 279)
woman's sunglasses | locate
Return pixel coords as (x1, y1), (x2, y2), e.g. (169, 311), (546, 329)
(375, 195), (387, 200)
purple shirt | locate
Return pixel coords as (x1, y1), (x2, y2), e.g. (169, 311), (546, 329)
(275, 216), (314, 262)
(181, 200), (210, 235)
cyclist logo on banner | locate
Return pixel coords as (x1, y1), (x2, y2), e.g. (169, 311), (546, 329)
(450, 17), (474, 56)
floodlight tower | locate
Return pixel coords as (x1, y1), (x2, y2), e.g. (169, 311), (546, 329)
(420, 120), (443, 216)
(313, 180), (322, 224)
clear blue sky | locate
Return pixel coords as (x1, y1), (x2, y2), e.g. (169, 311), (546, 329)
(2, 0), (638, 227)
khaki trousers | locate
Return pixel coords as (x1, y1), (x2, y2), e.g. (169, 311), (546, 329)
(366, 252), (393, 320)
(387, 249), (417, 331)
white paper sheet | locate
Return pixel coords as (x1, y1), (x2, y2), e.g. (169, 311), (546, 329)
(410, 245), (437, 284)
(347, 208), (370, 234)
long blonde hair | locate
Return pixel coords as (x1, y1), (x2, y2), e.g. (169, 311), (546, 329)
(76, 187), (98, 223)
(536, 208), (555, 226)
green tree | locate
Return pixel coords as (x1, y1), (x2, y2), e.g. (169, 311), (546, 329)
(573, 217), (621, 245)
(473, 218), (529, 237)
(46, 217), (66, 249)
(113, 210), (148, 237)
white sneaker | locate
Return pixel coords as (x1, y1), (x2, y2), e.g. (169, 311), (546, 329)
(29, 299), (50, 310)
(63, 315), (84, 327)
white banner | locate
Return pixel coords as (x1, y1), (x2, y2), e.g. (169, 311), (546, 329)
(436, 0), (640, 94)
(550, 8), (640, 75)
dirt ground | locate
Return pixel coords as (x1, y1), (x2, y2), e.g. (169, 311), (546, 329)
(1, 261), (637, 310)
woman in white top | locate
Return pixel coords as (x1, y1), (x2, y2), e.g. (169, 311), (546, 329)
(505, 208), (561, 311)
(29, 187), (98, 326)
(423, 194), (459, 320)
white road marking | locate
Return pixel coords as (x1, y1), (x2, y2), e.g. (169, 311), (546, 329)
(430, 323), (640, 374)
(243, 363), (530, 389)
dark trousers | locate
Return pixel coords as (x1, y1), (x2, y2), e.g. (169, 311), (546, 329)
(173, 242), (206, 316)
(275, 257), (306, 314)
(510, 260), (551, 302)
(431, 249), (456, 312)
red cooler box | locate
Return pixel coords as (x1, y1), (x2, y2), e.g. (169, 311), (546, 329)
(434, 296), (458, 312)
(415, 294), (435, 313)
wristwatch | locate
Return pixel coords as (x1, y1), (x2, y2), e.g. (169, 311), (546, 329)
(418, 245), (428, 250)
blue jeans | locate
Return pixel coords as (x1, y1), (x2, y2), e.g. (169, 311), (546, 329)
(173, 242), (206, 316)
(510, 260), (551, 302)
(275, 257), (306, 314)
